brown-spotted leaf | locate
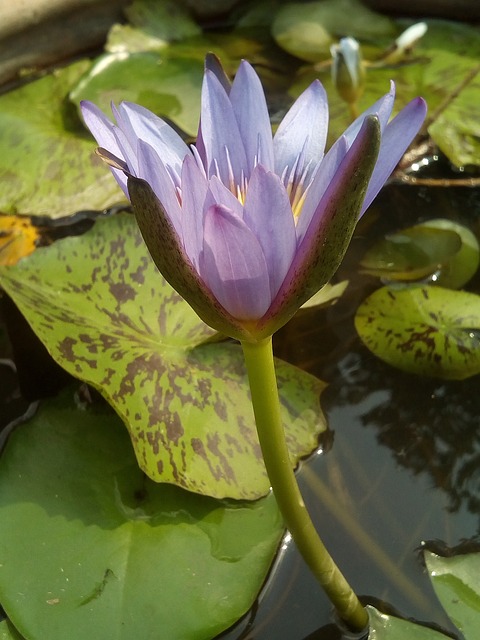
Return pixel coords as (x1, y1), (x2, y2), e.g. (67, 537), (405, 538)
(0, 213), (326, 499)
(355, 285), (480, 380)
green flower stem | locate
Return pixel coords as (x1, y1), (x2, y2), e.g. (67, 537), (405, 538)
(241, 336), (368, 633)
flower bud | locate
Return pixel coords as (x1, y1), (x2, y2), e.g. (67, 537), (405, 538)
(331, 37), (365, 105)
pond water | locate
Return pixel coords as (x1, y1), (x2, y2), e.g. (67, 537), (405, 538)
(217, 179), (480, 639)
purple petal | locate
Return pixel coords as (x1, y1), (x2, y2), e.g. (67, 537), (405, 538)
(81, 101), (129, 196)
(136, 140), (183, 237)
(273, 80), (329, 181)
(205, 53), (231, 94)
(243, 165), (296, 297)
(261, 116), (381, 336)
(361, 96), (427, 213)
(295, 136), (349, 243)
(180, 154), (209, 269)
(200, 205), (271, 319)
(230, 61), (274, 173)
(207, 175), (244, 219)
(201, 69), (248, 187)
(113, 102), (190, 179)
(81, 101), (121, 155)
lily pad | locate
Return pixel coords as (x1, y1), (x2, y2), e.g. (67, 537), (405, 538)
(360, 224), (462, 282)
(0, 62), (122, 218)
(419, 219), (479, 289)
(354, 285), (480, 380)
(360, 219), (479, 288)
(0, 388), (284, 640)
(272, 0), (395, 62)
(0, 213), (326, 499)
(70, 51), (204, 137)
(123, 0), (201, 43)
(425, 551), (480, 639)
(301, 280), (349, 309)
(0, 620), (25, 640)
(367, 605), (450, 639)
(288, 20), (480, 168)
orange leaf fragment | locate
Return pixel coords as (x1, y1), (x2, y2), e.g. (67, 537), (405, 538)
(0, 215), (39, 266)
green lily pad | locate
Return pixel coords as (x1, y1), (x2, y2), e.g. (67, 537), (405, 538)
(288, 20), (480, 168)
(0, 62), (122, 218)
(301, 280), (349, 309)
(367, 605), (450, 639)
(360, 219), (479, 288)
(0, 620), (25, 640)
(354, 285), (480, 380)
(425, 551), (480, 639)
(0, 389), (284, 640)
(0, 213), (326, 499)
(360, 224), (462, 282)
(123, 0), (201, 43)
(419, 219), (479, 289)
(70, 51), (204, 137)
(272, 0), (395, 62)
(422, 21), (480, 167)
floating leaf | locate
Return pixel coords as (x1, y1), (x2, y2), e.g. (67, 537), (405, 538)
(301, 280), (349, 309)
(124, 0), (201, 42)
(0, 214), (326, 499)
(0, 216), (38, 266)
(360, 224), (462, 282)
(272, 0), (395, 62)
(422, 22), (480, 167)
(367, 605), (450, 639)
(287, 20), (480, 167)
(70, 51), (204, 137)
(360, 218), (479, 288)
(425, 551), (480, 639)
(0, 389), (284, 640)
(0, 62), (122, 218)
(0, 620), (25, 640)
(420, 219), (479, 289)
(355, 285), (480, 379)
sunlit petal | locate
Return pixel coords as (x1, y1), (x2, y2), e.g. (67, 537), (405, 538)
(243, 165), (296, 297)
(230, 61), (274, 173)
(273, 80), (328, 182)
(201, 204), (271, 320)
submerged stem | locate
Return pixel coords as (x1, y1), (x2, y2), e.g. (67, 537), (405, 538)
(241, 337), (368, 633)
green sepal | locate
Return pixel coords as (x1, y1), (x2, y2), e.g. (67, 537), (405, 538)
(129, 175), (251, 340)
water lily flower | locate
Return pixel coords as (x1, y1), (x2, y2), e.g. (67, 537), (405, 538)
(81, 56), (426, 341)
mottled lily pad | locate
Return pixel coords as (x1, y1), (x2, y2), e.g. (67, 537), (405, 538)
(0, 62), (122, 218)
(0, 213), (326, 499)
(0, 388), (284, 640)
(354, 285), (480, 379)
(425, 551), (480, 639)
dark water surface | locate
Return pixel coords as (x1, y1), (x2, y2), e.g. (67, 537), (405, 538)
(219, 179), (480, 639)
